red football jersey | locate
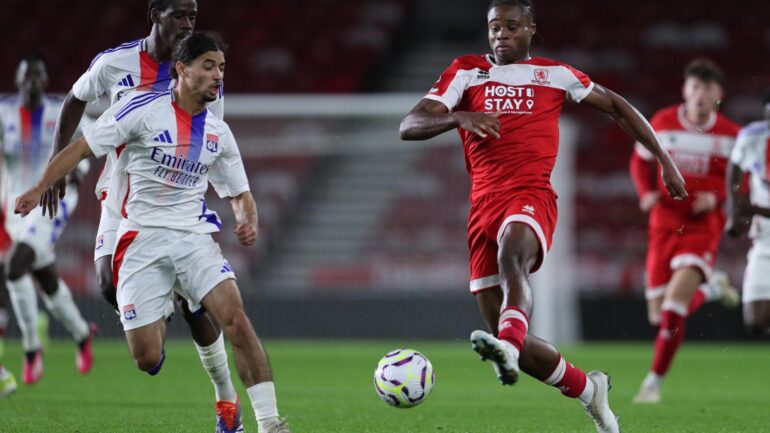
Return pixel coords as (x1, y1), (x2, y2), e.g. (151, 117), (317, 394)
(424, 55), (594, 202)
(630, 104), (740, 231)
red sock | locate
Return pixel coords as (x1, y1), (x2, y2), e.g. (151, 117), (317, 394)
(651, 309), (686, 375)
(497, 307), (528, 352)
(688, 289), (706, 315)
(543, 355), (588, 398)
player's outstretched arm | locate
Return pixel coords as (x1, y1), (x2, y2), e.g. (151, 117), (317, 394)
(16, 137), (93, 217)
(725, 161), (753, 237)
(229, 191), (258, 247)
(42, 92), (89, 217)
(400, 99), (501, 141)
(582, 84), (688, 200)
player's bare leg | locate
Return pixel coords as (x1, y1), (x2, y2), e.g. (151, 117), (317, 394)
(125, 318), (167, 375)
(202, 279), (290, 433)
(95, 255), (118, 311)
(645, 297), (664, 326)
(634, 266), (702, 404)
(472, 223), (618, 432)
(743, 300), (770, 336)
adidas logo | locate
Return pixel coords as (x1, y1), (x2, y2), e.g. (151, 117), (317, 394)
(221, 260), (233, 273)
(153, 130), (173, 143)
(118, 74), (135, 87)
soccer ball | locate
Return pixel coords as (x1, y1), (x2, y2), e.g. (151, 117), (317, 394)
(373, 348), (435, 408)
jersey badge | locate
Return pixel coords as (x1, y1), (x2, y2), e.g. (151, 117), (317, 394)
(532, 69), (550, 85)
(206, 134), (219, 153)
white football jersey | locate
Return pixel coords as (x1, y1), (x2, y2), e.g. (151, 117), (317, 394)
(82, 91), (248, 234)
(730, 120), (770, 242)
(72, 38), (224, 200)
(0, 95), (89, 217)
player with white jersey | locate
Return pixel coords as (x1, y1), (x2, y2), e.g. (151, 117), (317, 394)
(45, 2), (242, 431)
(726, 89), (770, 336)
(629, 59), (741, 404)
(0, 55), (96, 385)
(400, 1), (687, 432)
(16, 32), (291, 433)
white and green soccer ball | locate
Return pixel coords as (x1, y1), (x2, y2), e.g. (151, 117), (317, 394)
(373, 348), (435, 408)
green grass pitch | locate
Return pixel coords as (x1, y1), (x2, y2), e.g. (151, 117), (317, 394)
(0, 340), (768, 432)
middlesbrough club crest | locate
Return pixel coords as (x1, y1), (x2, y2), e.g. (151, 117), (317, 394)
(532, 68), (550, 85)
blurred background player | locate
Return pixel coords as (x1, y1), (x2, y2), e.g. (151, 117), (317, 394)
(726, 88), (770, 336)
(629, 59), (741, 404)
(0, 209), (17, 397)
(400, 1), (686, 431)
(16, 31), (290, 433)
(45, 0), (241, 427)
(0, 54), (95, 385)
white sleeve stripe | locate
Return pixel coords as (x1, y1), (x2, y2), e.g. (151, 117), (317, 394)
(423, 94), (454, 111)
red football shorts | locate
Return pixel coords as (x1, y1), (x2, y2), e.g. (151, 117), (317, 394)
(467, 187), (557, 294)
(644, 226), (720, 299)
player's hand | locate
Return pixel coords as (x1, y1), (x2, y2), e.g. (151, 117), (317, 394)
(639, 191), (660, 212)
(40, 178), (66, 219)
(691, 191), (717, 215)
(15, 187), (44, 217)
(453, 112), (502, 139)
(659, 157), (688, 200)
(234, 223), (257, 246)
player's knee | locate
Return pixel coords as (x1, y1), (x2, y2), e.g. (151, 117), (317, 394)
(133, 350), (163, 372)
(497, 248), (529, 278)
(219, 310), (251, 342)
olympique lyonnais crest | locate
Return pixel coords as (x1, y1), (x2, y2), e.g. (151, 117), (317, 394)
(123, 304), (137, 320)
(206, 134), (219, 153)
(532, 68), (550, 85)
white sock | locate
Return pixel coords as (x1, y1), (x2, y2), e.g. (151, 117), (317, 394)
(247, 381), (279, 427)
(578, 375), (595, 405)
(7, 275), (41, 351)
(194, 332), (237, 403)
(642, 371), (663, 389)
(41, 279), (90, 342)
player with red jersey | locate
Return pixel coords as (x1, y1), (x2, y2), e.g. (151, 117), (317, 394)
(400, 1), (686, 432)
(629, 59), (741, 404)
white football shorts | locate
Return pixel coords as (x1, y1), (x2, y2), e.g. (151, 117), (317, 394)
(742, 243), (770, 303)
(113, 224), (236, 331)
(94, 199), (120, 261)
(5, 184), (79, 270)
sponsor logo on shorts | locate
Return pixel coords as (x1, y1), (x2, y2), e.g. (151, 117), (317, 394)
(95, 235), (104, 250)
(221, 260), (233, 273)
(522, 205), (535, 215)
(123, 304), (137, 320)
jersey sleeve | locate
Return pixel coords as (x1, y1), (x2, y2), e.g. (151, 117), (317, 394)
(730, 128), (753, 171)
(561, 64), (594, 103)
(82, 97), (141, 157)
(423, 58), (473, 111)
(209, 126), (250, 198)
(71, 56), (110, 103)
